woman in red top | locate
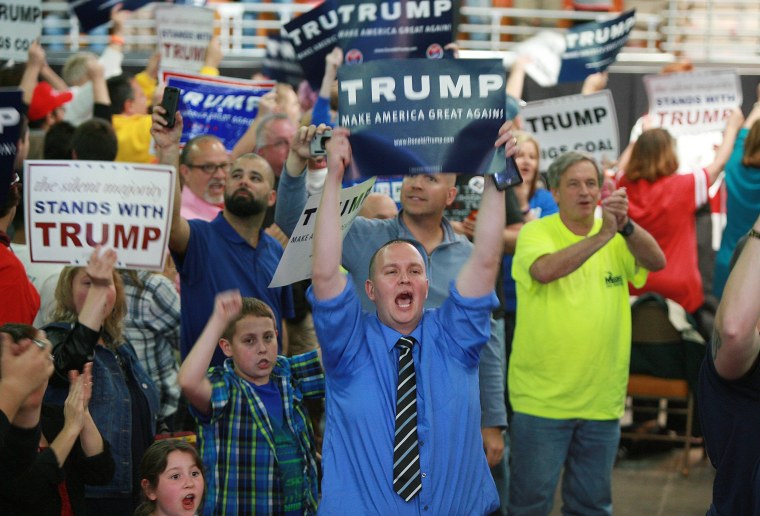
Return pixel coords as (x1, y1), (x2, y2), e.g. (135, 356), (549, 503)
(618, 108), (744, 317)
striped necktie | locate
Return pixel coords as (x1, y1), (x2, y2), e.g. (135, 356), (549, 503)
(393, 335), (422, 501)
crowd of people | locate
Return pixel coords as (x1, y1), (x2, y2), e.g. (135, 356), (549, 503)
(2, 5), (760, 515)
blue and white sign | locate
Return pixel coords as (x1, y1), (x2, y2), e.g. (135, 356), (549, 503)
(161, 71), (275, 151)
(285, 0), (455, 90)
(338, 58), (505, 179)
(337, 0), (453, 64)
(558, 9), (635, 83)
(283, 0), (339, 90)
(262, 34), (305, 87)
(0, 89), (22, 207)
(69, 0), (152, 32)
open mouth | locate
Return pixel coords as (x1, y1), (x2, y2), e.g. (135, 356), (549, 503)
(182, 494), (195, 510)
(257, 359), (271, 370)
(395, 291), (413, 309)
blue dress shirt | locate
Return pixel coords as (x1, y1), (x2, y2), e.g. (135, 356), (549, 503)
(308, 278), (500, 515)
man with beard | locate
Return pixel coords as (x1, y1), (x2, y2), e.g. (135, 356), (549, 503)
(152, 109), (294, 366)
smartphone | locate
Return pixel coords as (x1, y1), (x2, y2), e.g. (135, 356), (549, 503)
(160, 86), (181, 129)
(310, 129), (332, 156)
(487, 146), (523, 191)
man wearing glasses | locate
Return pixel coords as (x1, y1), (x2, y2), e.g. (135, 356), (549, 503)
(179, 135), (230, 222)
(152, 109), (294, 367)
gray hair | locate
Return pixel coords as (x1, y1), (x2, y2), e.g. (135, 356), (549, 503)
(62, 52), (97, 86)
(254, 113), (290, 151)
(546, 151), (603, 190)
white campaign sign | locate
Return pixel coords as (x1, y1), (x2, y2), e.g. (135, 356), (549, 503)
(155, 5), (215, 72)
(24, 161), (176, 271)
(644, 70), (742, 136)
(514, 30), (564, 88)
(269, 177), (376, 288)
(520, 90), (619, 171)
(0, 0), (43, 62)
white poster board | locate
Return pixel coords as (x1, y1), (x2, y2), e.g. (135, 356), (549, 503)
(0, 0), (43, 62)
(24, 161), (176, 271)
(155, 5), (215, 72)
(269, 177), (376, 288)
(520, 90), (619, 171)
(644, 70), (742, 136)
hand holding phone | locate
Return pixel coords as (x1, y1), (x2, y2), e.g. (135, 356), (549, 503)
(487, 146), (523, 191)
(160, 86), (180, 129)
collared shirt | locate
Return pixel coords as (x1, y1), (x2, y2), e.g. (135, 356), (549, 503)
(275, 171), (507, 430)
(193, 352), (325, 516)
(180, 187), (223, 222)
(308, 279), (500, 515)
(121, 270), (181, 419)
(172, 212), (294, 364)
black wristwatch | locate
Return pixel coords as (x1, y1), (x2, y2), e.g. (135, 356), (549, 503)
(618, 220), (634, 237)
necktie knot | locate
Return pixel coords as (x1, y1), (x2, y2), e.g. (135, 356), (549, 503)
(396, 336), (416, 351)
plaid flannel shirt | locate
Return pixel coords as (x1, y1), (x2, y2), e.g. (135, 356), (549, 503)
(195, 351), (325, 515)
(121, 270), (181, 419)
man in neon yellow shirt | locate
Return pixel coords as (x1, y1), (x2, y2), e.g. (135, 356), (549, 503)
(508, 151), (665, 516)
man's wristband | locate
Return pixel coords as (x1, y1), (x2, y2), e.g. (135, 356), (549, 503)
(748, 228), (760, 240)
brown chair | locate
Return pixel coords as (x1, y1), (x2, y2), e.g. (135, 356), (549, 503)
(620, 294), (701, 476)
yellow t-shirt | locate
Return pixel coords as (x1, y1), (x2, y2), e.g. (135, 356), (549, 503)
(111, 114), (154, 164)
(509, 214), (648, 420)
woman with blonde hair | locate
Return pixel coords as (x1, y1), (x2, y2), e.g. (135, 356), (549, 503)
(44, 247), (159, 516)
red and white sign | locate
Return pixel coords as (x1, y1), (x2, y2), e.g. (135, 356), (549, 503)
(24, 161), (176, 271)
(155, 4), (215, 72)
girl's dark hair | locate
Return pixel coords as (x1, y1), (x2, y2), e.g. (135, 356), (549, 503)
(135, 439), (205, 516)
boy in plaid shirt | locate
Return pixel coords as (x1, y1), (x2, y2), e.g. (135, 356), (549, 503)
(179, 290), (324, 515)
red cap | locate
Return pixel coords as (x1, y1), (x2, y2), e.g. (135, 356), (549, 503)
(28, 82), (73, 122)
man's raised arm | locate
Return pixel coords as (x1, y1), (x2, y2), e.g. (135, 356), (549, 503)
(456, 122), (516, 298)
(275, 124), (332, 237)
(151, 107), (191, 257)
(310, 127), (351, 301)
(714, 215), (760, 380)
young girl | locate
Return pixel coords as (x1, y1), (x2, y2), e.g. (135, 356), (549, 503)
(135, 439), (205, 516)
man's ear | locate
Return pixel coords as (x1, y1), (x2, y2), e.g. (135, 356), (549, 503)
(365, 279), (376, 301)
(219, 338), (234, 357)
(551, 188), (559, 205)
(267, 189), (276, 207)
(141, 479), (157, 501)
(445, 185), (458, 207)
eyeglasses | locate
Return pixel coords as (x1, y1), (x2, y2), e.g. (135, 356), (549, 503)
(187, 162), (232, 174)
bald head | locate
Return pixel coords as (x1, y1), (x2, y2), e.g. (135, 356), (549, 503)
(359, 193), (399, 220)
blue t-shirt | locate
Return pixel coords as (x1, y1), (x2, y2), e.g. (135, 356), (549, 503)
(698, 340), (760, 515)
(252, 380), (303, 515)
(308, 278), (500, 515)
(173, 213), (294, 365)
(502, 188), (558, 311)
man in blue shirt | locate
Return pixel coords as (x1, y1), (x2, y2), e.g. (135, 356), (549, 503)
(306, 123), (515, 514)
(151, 109), (294, 365)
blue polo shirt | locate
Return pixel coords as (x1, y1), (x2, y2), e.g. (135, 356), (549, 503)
(173, 212), (294, 365)
(308, 278), (499, 515)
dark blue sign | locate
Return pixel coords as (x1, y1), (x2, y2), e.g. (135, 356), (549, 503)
(0, 89), (22, 208)
(285, 0), (455, 90)
(262, 34), (305, 88)
(338, 58), (505, 179)
(558, 9), (636, 83)
(338, 0), (453, 65)
(283, 0), (339, 91)
(70, 0), (153, 32)
(163, 73), (274, 151)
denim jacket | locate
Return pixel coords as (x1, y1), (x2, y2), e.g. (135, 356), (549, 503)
(43, 322), (160, 498)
